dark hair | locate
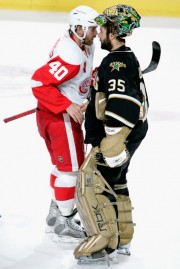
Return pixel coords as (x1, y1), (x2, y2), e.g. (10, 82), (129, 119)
(104, 21), (126, 41)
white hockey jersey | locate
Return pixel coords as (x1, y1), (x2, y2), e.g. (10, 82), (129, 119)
(31, 31), (95, 114)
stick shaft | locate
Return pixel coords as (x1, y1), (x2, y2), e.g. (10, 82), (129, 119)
(3, 41), (161, 124)
(3, 108), (36, 123)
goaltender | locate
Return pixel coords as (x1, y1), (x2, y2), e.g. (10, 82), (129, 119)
(73, 4), (149, 264)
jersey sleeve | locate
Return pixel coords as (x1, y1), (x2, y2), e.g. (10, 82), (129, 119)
(31, 55), (80, 114)
(84, 86), (106, 146)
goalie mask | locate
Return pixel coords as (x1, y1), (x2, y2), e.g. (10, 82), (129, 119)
(68, 5), (99, 41)
(95, 4), (141, 37)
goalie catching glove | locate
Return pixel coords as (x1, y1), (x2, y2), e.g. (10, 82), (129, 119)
(96, 126), (131, 168)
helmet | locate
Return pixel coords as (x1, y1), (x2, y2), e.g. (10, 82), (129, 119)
(68, 5), (99, 40)
(95, 4), (141, 37)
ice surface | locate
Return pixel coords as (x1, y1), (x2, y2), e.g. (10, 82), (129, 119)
(0, 10), (180, 269)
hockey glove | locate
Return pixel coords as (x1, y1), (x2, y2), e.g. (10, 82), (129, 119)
(94, 151), (106, 164)
(100, 126), (131, 168)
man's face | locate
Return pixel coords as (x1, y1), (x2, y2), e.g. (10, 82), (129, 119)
(83, 26), (98, 45)
(98, 26), (112, 51)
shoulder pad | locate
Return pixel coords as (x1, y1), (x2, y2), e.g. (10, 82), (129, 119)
(56, 38), (84, 65)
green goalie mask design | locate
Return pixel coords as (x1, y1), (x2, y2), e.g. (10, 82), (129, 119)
(95, 4), (141, 37)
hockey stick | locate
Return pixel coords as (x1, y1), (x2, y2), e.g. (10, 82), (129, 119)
(3, 41), (161, 124)
(3, 108), (37, 123)
(142, 41), (161, 74)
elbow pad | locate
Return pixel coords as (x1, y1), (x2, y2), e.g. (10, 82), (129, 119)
(100, 126), (131, 168)
(95, 92), (107, 121)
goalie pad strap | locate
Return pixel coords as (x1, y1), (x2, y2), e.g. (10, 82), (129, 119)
(117, 195), (135, 246)
(114, 184), (127, 190)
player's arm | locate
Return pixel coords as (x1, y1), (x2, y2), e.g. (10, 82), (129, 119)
(31, 55), (80, 114)
(84, 85), (106, 146)
(96, 65), (141, 167)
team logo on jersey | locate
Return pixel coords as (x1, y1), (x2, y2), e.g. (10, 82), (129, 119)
(109, 62), (126, 72)
(79, 78), (90, 94)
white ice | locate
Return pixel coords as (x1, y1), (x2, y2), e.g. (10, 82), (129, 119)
(0, 10), (180, 269)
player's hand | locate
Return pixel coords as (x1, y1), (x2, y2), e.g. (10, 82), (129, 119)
(81, 100), (89, 113)
(66, 103), (84, 124)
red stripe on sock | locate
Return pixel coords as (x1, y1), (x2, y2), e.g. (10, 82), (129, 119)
(54, 186), (75, 200)
(50, 174), (56, 188)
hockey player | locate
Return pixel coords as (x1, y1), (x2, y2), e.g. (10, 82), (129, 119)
(31, 5), (99, 241)
(74, 4), (149, 263)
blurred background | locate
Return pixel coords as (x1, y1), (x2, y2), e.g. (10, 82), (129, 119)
(0, 0), (180, 17)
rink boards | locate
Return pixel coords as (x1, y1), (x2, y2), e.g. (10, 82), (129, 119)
(0, 0), (180, 17)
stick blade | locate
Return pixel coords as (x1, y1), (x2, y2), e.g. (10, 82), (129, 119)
(142, 41), (161, 74)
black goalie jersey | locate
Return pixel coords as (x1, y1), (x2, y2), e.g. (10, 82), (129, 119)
(85, 45), (149, 146)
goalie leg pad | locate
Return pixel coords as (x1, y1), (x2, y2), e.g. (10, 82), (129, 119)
(117, 194), (135, 246)
(74, 150), (119, 258)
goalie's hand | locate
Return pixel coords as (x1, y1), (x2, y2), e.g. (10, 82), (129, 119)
(94, 148), (130, 167)
(99, 126), (131, 168)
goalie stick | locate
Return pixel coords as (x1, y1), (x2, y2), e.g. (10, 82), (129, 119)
(142, 41), (161, 74)
(3, 41), (161, 124)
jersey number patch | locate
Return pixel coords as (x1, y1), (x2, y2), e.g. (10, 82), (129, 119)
(108, 79), (125, 92)
(49, 61), (68, 81)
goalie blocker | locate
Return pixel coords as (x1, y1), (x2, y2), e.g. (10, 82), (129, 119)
(74, 148), (135, 260)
